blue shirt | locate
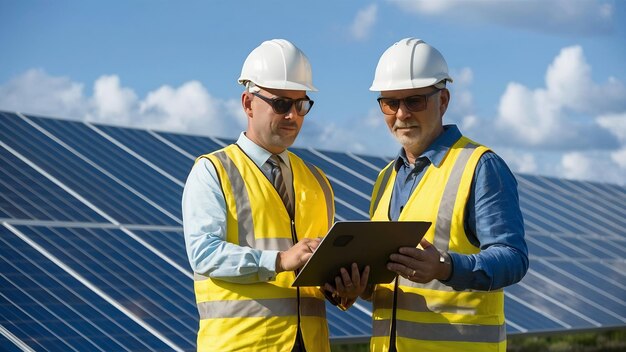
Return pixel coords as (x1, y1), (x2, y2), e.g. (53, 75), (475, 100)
(182, 132), (292, 283)
(390, 125), (529, 291)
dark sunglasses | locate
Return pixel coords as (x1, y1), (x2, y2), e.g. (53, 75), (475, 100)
(377, 89), (441, 114)
(252, 92), (314, 116)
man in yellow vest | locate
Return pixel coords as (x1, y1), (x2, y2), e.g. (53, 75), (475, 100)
(363, 38), (529, 351)
(182, 39), (344, 351)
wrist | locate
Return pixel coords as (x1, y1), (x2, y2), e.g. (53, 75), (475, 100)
(275, 252), (284, 273)
(438, 251), (453, 281)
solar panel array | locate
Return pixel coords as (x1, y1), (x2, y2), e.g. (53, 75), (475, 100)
(1, 110), (625, 351)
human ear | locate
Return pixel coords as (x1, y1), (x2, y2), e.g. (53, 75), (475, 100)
(242, 92), (254, 118)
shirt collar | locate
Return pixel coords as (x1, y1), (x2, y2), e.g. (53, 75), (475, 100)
(393, 124), (462, 170)
(236, 132), (291, 168)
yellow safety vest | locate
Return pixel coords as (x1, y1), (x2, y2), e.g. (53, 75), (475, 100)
(369, 136), (506, 352)
(193, 144), (334, 352)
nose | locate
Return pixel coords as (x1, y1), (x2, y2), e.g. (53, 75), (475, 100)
(395, 100), (411, 121)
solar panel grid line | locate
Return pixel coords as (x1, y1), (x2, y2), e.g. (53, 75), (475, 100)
(2, 270), (115, 352)
(517, 177), (625, 236)
(1, 227), (166, 351)
(93, 125), (194, 182)
(526, 236), (570, 258)
(516, 199), (574, 235)
(564, 234), (626, 260)
(208, 135), (228, 147)
(0, 172), (43, 220)
(121, 224), (182, 232)
(1, 126), (168, 226)
(525, 230), (616, 242)
(147, 130), (196, 161)
(0, 324), (36, 352)
(504, 290), (571, 329)
(603, 238), (626, 256)
(335, 196), (369, 219)
(544, 178), (626, 222)
(524, 187), (625, 237)
(351, 302), (373, 316)
(544, 234), (596, 259)
(85, 122), (185, 187)
(516, 175), (625, 226)
(529, 264), (626, 323)
(129, 230), (189, 269)
(346, 151), (387, 172)
(517, 277), (602, 327)
(29, 116), (186, 223)
(70, 228), (197, 328)
(536, 259), (626, 311)
(9, 114), (178, 225)
(326, 309), (364, 336)
(19, 114), (183, 225)
(578, 179), (626, 200)
(0, 151), (99, 222)
(15, 227), (195, 346)
(3, 223), (187, 352)
(1, 287), (86, 352)
(548, 177), (626, 217)
(119, 227), (193, 279)
(28, 226), (197, 325)
(518, 185), (612, 237)
(576, 261), (626, 292)
(0, 141), (120, 225)
(505, 319), (528, 334)
(325, 174), (371, 201)
(307, 147), (375, 186)
(151, 132), (225, 166)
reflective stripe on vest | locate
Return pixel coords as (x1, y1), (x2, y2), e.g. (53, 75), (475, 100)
(197, 297), (326, 319)
(373, 319), (506, 343)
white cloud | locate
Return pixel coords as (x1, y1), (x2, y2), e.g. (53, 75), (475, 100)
(498, 150), (538, 174)
(91, 75), (137, 125)
(0, 69), (245, 138)
(0, 68), (88, 118)
(611, 148), (626, 169)
(349, 4), (377, 41)
(596, 112), (626, 143)
(491, 45), (623, 149)
(556, 150), (624, 185)
(447, 67), (476, 126)
(387, 0), (614, 35)
(560, 152), (593, 180)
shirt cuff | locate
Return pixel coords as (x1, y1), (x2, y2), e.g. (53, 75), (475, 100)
(258, 250), (280, 281)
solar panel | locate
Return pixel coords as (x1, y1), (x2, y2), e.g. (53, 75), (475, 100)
(1, 110), (625, 350)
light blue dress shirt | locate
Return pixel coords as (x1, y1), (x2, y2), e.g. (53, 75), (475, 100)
(389, 125), (529, 291)
(182, 132), (292, 283)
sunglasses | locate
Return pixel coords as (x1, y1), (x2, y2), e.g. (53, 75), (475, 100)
(377, 89), (441, 115)
(252, 92), (314, 116)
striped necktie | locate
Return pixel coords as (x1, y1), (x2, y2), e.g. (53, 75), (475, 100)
(268, 155), (294, 218)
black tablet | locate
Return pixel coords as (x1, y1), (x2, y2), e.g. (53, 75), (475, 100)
(292, 221), (431, 287)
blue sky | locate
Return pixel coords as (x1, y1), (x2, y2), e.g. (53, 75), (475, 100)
(1, 0), (625, 184)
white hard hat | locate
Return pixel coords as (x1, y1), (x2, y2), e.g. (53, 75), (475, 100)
(370, 38), (453, 91)
(238, 39), (317, 92)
